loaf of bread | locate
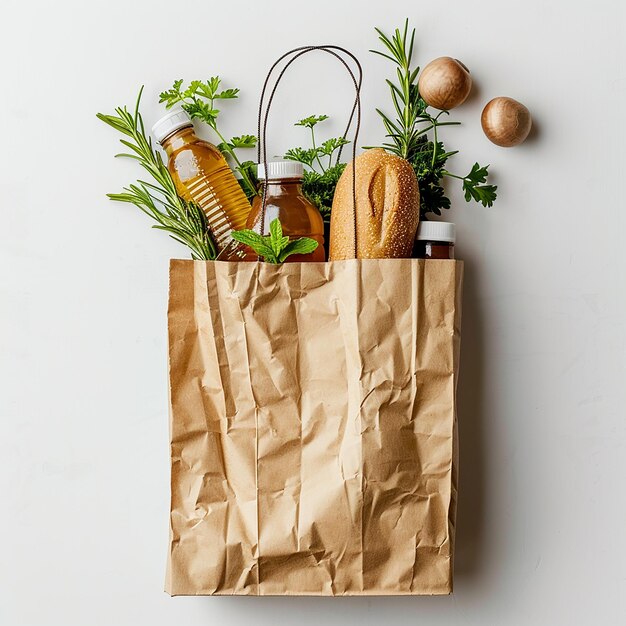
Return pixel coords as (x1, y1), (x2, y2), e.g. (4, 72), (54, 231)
(329, 148), (420, 260)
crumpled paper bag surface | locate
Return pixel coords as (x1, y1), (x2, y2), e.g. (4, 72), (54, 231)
(166, 259), (463, 596)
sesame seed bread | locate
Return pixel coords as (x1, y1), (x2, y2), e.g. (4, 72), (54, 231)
(329, 148), (420, 260)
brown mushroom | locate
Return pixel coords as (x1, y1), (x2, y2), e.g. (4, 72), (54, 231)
(481, 97), (532, 147)
(418, 57), (472, 110)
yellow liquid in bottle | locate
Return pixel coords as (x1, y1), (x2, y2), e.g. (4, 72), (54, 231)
(162, 126), (251, 259)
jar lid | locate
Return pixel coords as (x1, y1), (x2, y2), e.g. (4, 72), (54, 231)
(152, 108), (193, 144)
(257, 160), (303, 180)
(416, 221), (456, 243)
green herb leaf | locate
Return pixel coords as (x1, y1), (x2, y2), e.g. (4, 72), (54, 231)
(236, 160), (258, 199)
(318, 137), (350, 156)
(302, 163), (346, 218)
(215, 88), (239, 99)
(284, 111), (350, 220)
(230, 228), (272, 259)
(269, 217), (290, 251)
(158, 79), (184, 107)
(229, 229), (265, 248)
(278, 237), (319, 262)
(461, 163), (498, 207)
(231, 218), (319, 264)
(295, 114), (329, 129)
(229, 134), (257, 149)
(464, 162), (489, 185)
(230, 229), (275, 259)
(181, 100), (219, 127)
(269, 217), (282, 246)
(284, 147), (318, 168)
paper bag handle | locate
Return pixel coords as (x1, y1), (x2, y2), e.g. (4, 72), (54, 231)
(256, 46), (362, 256)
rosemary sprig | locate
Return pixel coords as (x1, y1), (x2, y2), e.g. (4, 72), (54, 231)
(371, 20), (498, 217)
(370, 20), (448, 161)
(97, 87), (216, 260)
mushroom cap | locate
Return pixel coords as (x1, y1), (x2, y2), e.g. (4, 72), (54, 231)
(481, 97), (532, 147)
(418, 57), (472, 110)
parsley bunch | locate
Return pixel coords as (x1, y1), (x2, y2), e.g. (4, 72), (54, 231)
(284, 115), (349, 220)
(231, 218), (318, 263)
(158, 78), (258, 199)
(372, 20), (497, 217)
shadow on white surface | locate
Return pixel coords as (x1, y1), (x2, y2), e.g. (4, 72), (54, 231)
(454, 255), (487, 580)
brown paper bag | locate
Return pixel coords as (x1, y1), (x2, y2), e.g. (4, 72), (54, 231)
(166, 258), (463, 596)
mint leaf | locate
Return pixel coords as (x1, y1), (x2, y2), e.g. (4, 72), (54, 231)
(230, 229), (265, 248)
(270, 218), (283, 247)
(278, 237), (319, 262)
(269, 218), (289, 253)
(230, 228), (275, 261)
(269, 218), (282, 248)
(231, 218), (319, 263)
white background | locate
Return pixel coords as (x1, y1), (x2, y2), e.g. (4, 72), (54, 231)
(1, 0), (625, 624)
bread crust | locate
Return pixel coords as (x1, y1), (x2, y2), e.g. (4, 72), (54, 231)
(329, 149), (420, 260)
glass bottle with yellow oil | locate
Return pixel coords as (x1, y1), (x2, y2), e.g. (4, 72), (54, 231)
(152, 109), (251, 259)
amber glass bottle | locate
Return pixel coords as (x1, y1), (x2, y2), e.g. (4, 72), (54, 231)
(414, 222), (456, 259)
(152, 109), (251, 260)
(246, 161), (325, 262)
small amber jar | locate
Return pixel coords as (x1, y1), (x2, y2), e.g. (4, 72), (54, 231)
(246, 161), (325, 262)
(414, 221), (456, 259)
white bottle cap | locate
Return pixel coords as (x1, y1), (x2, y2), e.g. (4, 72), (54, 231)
(416, 221), (456, 243)
(152, 108), (193, 144)
(257, 160), (304, 180)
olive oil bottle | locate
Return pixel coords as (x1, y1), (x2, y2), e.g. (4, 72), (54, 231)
(152, 109), (251, 259)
